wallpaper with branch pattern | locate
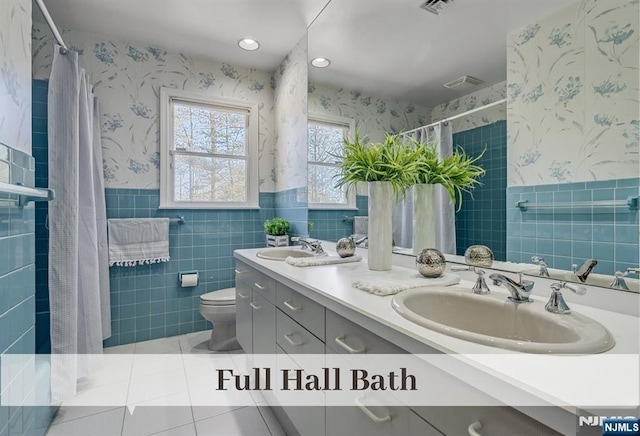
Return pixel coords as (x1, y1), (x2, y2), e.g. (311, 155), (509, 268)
(429, 81), (506, 134)
(32, 22), (277, 191)
(507, 0), (639, 186)
(0, 0), (31, 154)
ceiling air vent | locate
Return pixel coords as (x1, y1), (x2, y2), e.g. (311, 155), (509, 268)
(444, 75), (483, 90)
(420, 0), (454, 15)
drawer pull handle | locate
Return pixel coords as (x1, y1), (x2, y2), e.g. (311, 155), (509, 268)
(283, 333), (303, 347)
(254, 282), (265, 290)
(283, 301), (302, 311)
(237, 292), (250, 299)
(234, 269), (244, 274)
(335, 336), (365, 354)
(468, 421), (483, 436)
(354, 397), (391, 424)
(250, 302), (262, 310)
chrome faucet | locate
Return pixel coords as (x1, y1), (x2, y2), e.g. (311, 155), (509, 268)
(610, 267), (639, 291)
(545, 282), (587, 314)
(292, 237), (325, 255)
(571, 259), (598, 283)
(488, 273), (534, 303)
(531, 256), (550, 278)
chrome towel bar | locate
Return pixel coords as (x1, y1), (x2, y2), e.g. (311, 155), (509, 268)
(0, 181), (55, 207)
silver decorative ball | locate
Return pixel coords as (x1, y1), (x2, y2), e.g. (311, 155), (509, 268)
(336, 237), (356, 258)
(464, 245), (494, 268)
(416, 248), (446, 278)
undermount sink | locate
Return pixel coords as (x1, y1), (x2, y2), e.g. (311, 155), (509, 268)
(256, 247), (325, 261)
(391, 287), (615, 354)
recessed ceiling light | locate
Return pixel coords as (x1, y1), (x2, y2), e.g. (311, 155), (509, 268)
(311, 57), (331, 68)
(238, 38), (260, 51)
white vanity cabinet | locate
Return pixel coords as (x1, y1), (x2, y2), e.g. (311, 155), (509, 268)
(235, 261), (277, 355)
(234, 259), (562, 436)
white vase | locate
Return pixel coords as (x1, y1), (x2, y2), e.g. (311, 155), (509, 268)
(367, 181), (393, 271)
(412, 184), (436, 255)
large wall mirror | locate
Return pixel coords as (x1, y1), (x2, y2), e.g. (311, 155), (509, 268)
(306, 0), (639, 293)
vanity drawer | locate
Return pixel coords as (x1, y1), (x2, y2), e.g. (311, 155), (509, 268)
(326, 309), (407, 355)
(276, 310), (324, 356)
(413, 406), (561, 436)
(276, 283), (325, 341)
(235, 261), (276, 303)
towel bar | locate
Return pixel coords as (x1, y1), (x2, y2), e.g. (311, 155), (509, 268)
(169, 215), (185, 225)
(0, 181), (55, 207)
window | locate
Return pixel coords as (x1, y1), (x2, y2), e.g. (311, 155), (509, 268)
(307, 115), (356, 209)
(160, 88), (258, 209)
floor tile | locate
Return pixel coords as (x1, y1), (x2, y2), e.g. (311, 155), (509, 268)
(51, 406), (123, 426)
(178, 331), (214, 354)
(191, 405), (245, 423)
(131, 353), (184, 379)
(122, 393), (193, 436)
(149, 422), (196, 436)
(62, 380), (129, 408)
(258, 405), (286, 436)
(194, 406), (271, 436)
(46, 407), (125, 436)
(104, 344), (135, 354)
(135, 337), (181, 354)
(127, 369), (188, 405)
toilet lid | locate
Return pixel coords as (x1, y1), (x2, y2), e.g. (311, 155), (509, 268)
(200, 288), (236, 306)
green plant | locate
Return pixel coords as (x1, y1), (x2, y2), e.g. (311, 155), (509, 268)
(333, 131), (423, 196)
(263, 217), (290, 236)
(307, 221), (314, 232)
(412, 139), (486, 211)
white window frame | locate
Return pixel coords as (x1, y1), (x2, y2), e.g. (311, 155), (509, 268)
(159, 87), (259, 209)
(307, 113), (356, 210)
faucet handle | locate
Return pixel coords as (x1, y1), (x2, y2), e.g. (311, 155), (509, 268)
(546, 282), (586, 314)
(531, 256), (550, 278)
(627, 267), (640, 275)
(450, 266), (490, 295)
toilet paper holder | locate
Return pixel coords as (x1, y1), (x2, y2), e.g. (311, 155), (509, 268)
(179, 271), (199, 287)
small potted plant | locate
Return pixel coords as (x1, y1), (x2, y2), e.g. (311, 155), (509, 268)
(264, 217), (290, 247)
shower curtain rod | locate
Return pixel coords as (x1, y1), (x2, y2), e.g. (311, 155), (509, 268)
(35, 0), (69, 54)
(402, 98), (507, 136)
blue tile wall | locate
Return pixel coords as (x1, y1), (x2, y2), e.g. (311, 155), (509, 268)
(32, 80), (49, 355)
(274, 187), (308, 237)
(308, 195), (368, 242)
(506, 178), (640, 276)
(453, 121), (507, 261)
(0, 141), (40, 436)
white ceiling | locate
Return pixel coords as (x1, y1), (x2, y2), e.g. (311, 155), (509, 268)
(33, 0), (331, 70)
(308, 0), (578, 106)
(35, 0), (578, 106)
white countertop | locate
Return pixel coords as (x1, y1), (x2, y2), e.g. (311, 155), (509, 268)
(234, 245), (640, 425)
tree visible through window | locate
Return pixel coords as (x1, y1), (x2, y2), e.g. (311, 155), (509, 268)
(308, 118), (354, 208)
(172, 102), (248, 202)
(160, 87), (258, 209)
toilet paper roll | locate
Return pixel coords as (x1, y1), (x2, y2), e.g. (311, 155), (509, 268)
(180, 273), (198, 287)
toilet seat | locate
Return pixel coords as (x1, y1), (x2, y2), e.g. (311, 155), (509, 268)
(200, 288), (236, 306)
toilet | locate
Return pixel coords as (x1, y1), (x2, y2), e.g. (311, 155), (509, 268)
(199, 288), (241, 351)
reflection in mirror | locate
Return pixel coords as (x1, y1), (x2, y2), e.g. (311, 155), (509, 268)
(306, 0), (639, 293)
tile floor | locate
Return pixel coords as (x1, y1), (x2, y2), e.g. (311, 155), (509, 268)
(45, 331), (285, 436)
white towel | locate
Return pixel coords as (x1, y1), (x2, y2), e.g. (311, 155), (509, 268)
(285, 255), (363, 267)
(107, 218), (170, 266)
(353, 273), (460, 296)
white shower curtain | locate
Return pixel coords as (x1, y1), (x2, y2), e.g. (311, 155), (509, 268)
(392, 122), (456, 253)
(48, 45), (110, 402)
